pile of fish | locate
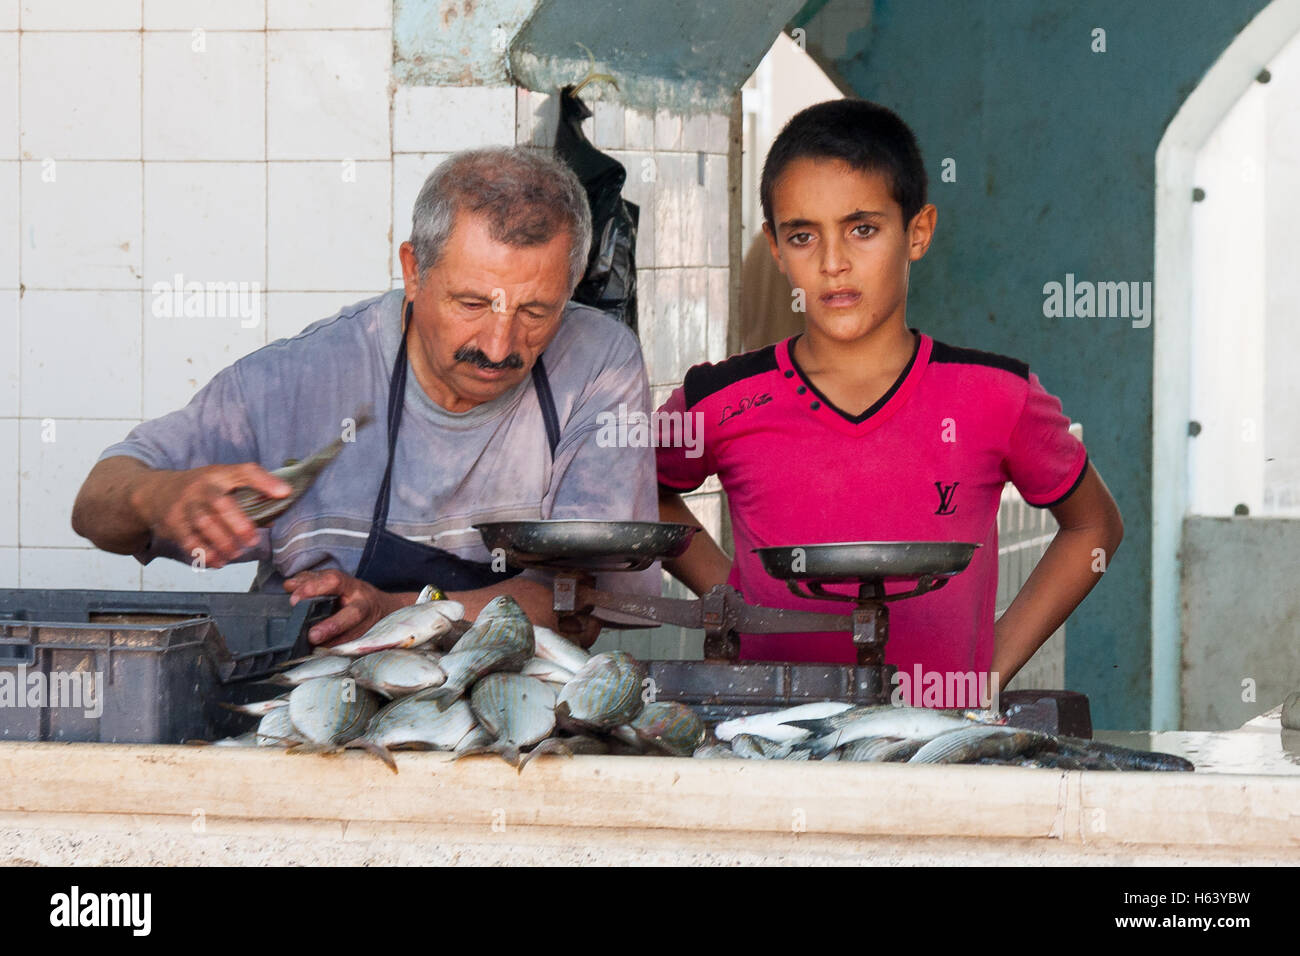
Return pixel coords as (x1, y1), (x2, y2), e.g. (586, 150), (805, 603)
(706, 702), (1195, 770)
(212, 593), (1192, 773)
(212, 591), (707, 771)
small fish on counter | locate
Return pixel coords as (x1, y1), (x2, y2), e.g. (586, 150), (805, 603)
(208, 600), (1195, 773)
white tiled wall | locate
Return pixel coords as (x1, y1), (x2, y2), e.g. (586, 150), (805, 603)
(511, 91), (735, 659)
(1, 12), (738, 603)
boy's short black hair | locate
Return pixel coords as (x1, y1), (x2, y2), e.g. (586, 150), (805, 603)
(760, 99), (928, 228)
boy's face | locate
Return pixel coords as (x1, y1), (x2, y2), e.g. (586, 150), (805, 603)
(764, 158), (936, 345)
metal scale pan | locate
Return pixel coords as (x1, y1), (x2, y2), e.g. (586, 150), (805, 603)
(755, 541), (979, 603)
(475, 519), (700, 572)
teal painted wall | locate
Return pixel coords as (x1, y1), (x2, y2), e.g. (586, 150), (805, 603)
(816, 0), (1270, 727)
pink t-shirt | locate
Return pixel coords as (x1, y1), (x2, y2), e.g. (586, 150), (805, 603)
(656, 332), (1087, 697)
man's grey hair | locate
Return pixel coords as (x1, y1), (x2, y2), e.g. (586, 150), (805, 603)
(409, 147), (592, 292)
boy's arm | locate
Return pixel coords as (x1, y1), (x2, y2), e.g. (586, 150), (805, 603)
(659, 488), (732, 595)
(990, 462), (1123, 685)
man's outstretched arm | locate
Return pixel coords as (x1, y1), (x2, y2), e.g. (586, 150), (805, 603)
(72, 456), (290, 566)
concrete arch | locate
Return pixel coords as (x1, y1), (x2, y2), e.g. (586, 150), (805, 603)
(1152, 0), (1300, 729)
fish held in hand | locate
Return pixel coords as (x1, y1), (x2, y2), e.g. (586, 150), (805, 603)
(231, 409), (374, 525)
(555, 651), (645, 733)
(320, 599), (464, 656)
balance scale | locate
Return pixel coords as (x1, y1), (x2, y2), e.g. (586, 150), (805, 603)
(474, 520), (989, 717)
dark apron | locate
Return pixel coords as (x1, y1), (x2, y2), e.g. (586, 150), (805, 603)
(354, 301), (561, 593)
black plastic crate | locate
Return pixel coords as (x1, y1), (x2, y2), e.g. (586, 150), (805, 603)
(0, 589), (334, 744)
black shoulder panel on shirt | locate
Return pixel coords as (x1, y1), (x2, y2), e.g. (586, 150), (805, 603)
(683, 345), (779, 409)
(928, 339), (1029, 380)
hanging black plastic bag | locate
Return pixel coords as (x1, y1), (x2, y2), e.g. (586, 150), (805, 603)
(554, 86), (639, 333)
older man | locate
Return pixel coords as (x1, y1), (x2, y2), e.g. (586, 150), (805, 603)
(71, 148), (657, 646)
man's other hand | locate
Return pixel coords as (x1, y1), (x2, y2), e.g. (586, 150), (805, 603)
(284, 569), (405, 646)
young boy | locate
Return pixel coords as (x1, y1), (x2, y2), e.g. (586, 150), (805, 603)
(655, 99), (1123, 704)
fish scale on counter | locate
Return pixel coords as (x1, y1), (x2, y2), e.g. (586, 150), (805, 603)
(210, 597), (1194, 772)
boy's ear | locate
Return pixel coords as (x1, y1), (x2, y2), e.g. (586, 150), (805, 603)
(762, 221), (787, 275)
(906, 204), (938, 262)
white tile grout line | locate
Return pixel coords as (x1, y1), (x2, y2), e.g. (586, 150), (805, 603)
(14, 7), (21, 570)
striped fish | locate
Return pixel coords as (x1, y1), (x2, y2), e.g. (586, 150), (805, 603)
(461, 673), (557, 767)
(230, 410), (374, 525)
(256, 705), (302, 747)
(840, 736), (927, 762)
(555, 651), (644, 732)
(423, 599), (535, 700)
(348, 649), (446, 698)
(345, 696), (485, 772)
(629, 701), (706, 756)
(908, 725), (1052, 764)
(286, 676), (380, 746)
(785, 706), (979, 758)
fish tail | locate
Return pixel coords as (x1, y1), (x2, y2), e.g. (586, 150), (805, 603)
(502, 744), (521, 768)
(343, 738), (398, 773)
(780, 717), (834, 736)
(517, 737), (574, 773)
(806, 733), (841, 758)
(451, 743), (499, 762)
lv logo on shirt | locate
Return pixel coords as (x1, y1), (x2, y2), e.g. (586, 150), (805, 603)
(934, 480), (959, 515)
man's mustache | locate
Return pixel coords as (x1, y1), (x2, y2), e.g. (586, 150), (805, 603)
(454, 346), (524, 371)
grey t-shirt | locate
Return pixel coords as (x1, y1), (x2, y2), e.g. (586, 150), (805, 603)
(101, 289), (659, 597)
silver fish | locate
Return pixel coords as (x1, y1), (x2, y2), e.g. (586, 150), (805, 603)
(211, 732), (260, 747)
(715, 701), (854, 743)
(784, 706), (979, 758)
(531, 625), (591, 674)
(345, 696), (483, 772)
(520, 656), (575, 686)
(286, 676), (380, 746)
(266, 653), (352, 686)
(731, 733), (792, 760)
(348, 649), (446, 698)
(219, 696), (289, 717)
(462, 673), (557, 767)
(424, 597), (534, 700)
(320, 599), (464, 656)
(692, 742), (741, 760)
(909, 725), (1052, 765)
(840, 736), (927, 762)
(256, 705), (302, 747)
(629, 701), (706, 757)
(555, 650), (644, 732)
(231, 410), (374, 525)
